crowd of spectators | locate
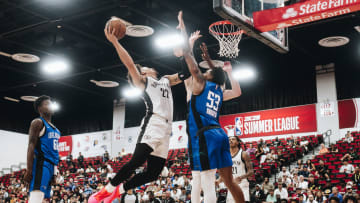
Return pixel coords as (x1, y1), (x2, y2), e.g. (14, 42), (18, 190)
(4, 133), (359, 203)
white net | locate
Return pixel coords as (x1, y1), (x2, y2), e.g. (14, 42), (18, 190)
(209, 21), (243, 58)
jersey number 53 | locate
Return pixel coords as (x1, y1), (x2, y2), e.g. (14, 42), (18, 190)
(206, 91), (221, 111)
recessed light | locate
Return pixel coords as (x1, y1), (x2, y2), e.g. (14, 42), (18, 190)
(318, 36), (349, 47)
(4, 97), (20, 103)
(21, 96), (38, 102)
(354, 26), (360, 33)
(90, 80), (119, 88)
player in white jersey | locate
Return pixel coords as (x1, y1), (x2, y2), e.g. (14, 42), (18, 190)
(217, 136), (254, 202)
(89, 24), (175, 203)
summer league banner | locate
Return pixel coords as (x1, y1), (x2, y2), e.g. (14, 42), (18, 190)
(219, 104), (317, 138)
(338, 98), (360, 129)
(71, 130), (112, 158)
(58, 136), (72, 157)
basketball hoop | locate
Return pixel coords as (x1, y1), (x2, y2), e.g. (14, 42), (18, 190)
(209, 20), (244, 58)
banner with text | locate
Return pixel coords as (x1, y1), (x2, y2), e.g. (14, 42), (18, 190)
(58, 136), (72, 157)
(71, 131), (112, 158)
(338, 98), (360, 129)
(253, 0), (360, 32)
(219, 104), (317, 138)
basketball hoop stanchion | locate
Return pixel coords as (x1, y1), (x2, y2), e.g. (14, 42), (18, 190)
(209, 20), (244, 58)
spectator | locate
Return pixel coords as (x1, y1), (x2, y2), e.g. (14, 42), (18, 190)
(171, 187), (181, 201)
(263, 144), (270, 153)
(296, 160), (304, 169)
(262, 177), (274, 195)
(148, 191), (161, 203)
(256, 144), (265, 160)
(329, 196), (341, 203)
(282, 174), (292, 186)
(353, 166), (360, 189)
(319, 144), (329, 155)
(66, 152), (73, 164)
(273, 137), (280, 147)
(69, 164), (77, 174)
(297, 175), (308, 191)
(343, 195), (357, 203)
(305, 160), (316, 172)
(341, 148), (359, 161)
(86, 165), (95, 173)
(103, 150), (110, 162)
(343, 185), (356, 199)
(265, 188), (277, 203)
(278, 149), (287, 168)
(308, 174), (318, 191)
(315, 190), (327, 203)
(345, 131), (353, 143)
(274, 183), (288, 200)
(329, 187), (343, 203)
(316, 160), (330, 181)
(340, 160), (355, 174)
(252, 184), (265, 203)
(298, 166), (310, 178)
(179, 187), (187, 202)
(78, 152), (84, 166)
(306, 194), (318, 203)
(121, 189), (138, 203)
(279, 167), (291, 179)
(246, 144), (256, 155)
(83, 184), (93, 197)
(164, 191), (175, 203)
(330, 144), (339, 154)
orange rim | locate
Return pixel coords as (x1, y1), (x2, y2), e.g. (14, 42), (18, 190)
(209, 20), (244, 36)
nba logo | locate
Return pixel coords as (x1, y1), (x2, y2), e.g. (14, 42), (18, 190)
(235, 117), (243, 136)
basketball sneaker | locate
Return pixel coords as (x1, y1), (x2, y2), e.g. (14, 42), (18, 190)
(88, 187), (112, 203)
(103, 185), (121, 203)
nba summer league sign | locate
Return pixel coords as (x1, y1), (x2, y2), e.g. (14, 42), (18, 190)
(219, 104), (317, 138)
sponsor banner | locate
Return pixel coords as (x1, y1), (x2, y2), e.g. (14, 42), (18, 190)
(58, 136), (72, 157)
(170, 121), (188, 149)
(220, 104), (317, 138)
(71, 131), (111, 158)
(253, 0), (360, 32)
(338, 98), (360, 129)
(320, 101), (336, 117)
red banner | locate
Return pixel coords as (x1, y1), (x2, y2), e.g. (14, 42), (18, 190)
(253, 0), (360, 32)
(338, 99), (359, 129)
(219, 104), (317, 138)
(58, 136), (72, 157)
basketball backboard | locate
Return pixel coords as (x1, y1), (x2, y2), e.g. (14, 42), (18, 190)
(213, 0), (289, 53)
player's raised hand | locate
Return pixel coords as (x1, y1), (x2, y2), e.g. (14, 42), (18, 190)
(104, 26), (118, 44)
(189, 30), (202, 50)
(222, 61), (232, 73)
(200, 42), (210, 61)
(176, 11), (185, 30)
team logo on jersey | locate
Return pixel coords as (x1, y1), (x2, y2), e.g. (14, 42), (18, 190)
(151, 82), (158, 88)
(235, 117), (244, 136)
(128, 136), (133, 143)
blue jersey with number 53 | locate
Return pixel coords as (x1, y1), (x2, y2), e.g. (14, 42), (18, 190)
(35, 117), (60, 165)
(188, 81), (223, 132)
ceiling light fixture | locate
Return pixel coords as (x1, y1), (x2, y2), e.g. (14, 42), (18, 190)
(155, 33), (184, 49)
(41, 59), (69, 75)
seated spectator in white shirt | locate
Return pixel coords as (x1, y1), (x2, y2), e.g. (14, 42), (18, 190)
(297, 175), (309, 191)
(345, 131), (354, 143)
(274, 183), (288, 200)
(339, 160), (355, 174)
(278, 167), (291, 179)
(306, 194), (318, 203)
(85, 165), (95, 173)
(173, 174), (182, 186)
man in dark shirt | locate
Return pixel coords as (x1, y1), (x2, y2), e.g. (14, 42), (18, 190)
(307, 174), (319, 190)
(78, 152), (84, 167)
(317, 160), (330, 180)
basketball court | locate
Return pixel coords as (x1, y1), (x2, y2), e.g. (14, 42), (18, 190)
(0, 0), (360, 202)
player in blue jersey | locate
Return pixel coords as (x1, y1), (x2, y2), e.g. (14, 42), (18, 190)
(24, 95), (60, 203)
(176, 11), (245, 203)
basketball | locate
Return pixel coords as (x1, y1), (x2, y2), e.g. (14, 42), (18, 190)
(106, 17), (127, 40)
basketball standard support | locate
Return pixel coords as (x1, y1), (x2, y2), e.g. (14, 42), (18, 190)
(315, 63), (341, 144)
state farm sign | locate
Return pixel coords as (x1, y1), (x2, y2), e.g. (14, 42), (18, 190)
(220, 104), (317, 138)
(253, 0), (360, 32)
